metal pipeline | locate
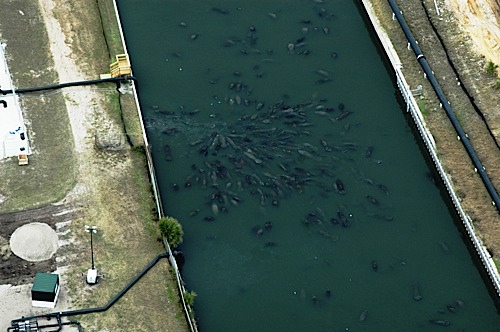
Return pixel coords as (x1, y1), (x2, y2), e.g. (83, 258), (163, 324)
(418, 0), (500, 150)
(8, 319), (81, 332)
(0, 100), (6, 107)
(387, 0), (500, 211)
(0, 76), (137, 95)
(10, 253), (169, 326)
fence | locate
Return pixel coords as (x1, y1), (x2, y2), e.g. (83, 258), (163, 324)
(111, 1), (199, 330)
(361, 0), (500, 297)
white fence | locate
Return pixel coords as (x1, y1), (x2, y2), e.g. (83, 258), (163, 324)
(361, 0), (500, 297)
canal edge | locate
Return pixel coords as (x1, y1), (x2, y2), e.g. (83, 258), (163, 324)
(360, 0), (500, 298)
(110, 1), (199, 330)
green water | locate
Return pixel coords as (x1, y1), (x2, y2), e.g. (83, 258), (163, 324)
(117, 1), (499, 330)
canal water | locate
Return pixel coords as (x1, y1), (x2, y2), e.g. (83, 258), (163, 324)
(117, 1), (499, 330)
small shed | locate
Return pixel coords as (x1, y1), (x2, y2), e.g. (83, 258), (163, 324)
(31, 272), (60, 308)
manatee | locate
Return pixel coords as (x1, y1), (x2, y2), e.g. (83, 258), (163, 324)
(212, 7), (229, 15)
(359, 310), (368, 322)
(429, 319), (450, 327)
(264, 221), (273, 231)
(413, 283), (423, 301)
(337, 211), (350, 227)
(163, 144), (173, 161)
(365, 146), (374, 157)
(366, 195), (379, 205)
(334, 179), (346, 195)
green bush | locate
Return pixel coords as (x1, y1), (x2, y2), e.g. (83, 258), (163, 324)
(492, 79), (500, 89)
(183, 290), (197, 307)
(485, 60), (498, 76)
(158, 216), (184, 246)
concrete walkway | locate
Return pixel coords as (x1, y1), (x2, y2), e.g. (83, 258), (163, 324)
(0, 42), (30, 159)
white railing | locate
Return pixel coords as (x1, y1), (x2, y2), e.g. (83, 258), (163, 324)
(362, 0), (500, 297)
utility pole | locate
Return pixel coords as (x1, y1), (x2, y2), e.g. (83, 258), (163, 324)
(85, 225), (98, 284)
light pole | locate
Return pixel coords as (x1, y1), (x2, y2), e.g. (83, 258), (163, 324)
(85, 225), (98, 284)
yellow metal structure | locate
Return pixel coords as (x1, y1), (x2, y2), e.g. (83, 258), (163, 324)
(110, 54), (131, 78)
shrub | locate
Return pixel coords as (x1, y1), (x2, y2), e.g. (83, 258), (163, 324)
(492, 78), (500, 89)
(485, 60), (498, 76)
(183, 290), (197, 307)
(158, 216), (183, 246)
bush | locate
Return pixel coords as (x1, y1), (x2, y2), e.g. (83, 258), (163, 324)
(183, 290), (197, 307)
(485, 60), (498, 76)
(492, 79), (500, 89)
(158, 216), (183, 246)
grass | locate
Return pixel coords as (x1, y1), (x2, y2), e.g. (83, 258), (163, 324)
(64, 150), (187, 331)
(52, 0), (110, 76)
(104, 88), (123, 123)
(417, 98), (427, 116)
(96, 0), (144, 148)
(0, 0), (189, 330)
(0, 2), (77, 212)
(454, 109), (464, 126)
(56, 0), (187, 328)
(97, 0), (125, 57)
(485, 60), (498, 76)
(72, 243), (181, 329)
(492, 79), (500, 89)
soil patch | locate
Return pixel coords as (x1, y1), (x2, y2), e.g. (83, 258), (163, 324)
(0, 204), (79, 285)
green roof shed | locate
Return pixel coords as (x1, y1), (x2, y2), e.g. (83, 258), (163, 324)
(32, 272), (60, 307)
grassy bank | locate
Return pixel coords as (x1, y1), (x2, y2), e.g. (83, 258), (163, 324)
(0, 0), (189, 330)
(58, 0), (188, 330)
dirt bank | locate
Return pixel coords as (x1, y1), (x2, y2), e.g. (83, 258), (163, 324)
(446, 0), (500, 67)
(365, 0), (500, 260)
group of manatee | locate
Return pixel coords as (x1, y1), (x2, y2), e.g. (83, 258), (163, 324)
(153, 5), (393, 230)
(145, 2), (466, 328)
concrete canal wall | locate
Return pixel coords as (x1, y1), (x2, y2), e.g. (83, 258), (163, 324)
(360, 0), (500, 298)
(111, 1), (199, 330)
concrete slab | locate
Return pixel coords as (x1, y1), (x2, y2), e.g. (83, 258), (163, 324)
(0, 42), (31, 159)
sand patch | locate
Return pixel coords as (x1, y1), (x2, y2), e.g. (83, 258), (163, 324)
(10, 222), (58, 262)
